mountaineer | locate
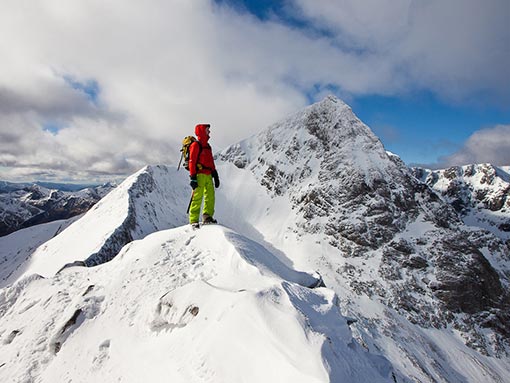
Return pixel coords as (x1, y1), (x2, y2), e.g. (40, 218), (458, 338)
(187, 123), (220, 228)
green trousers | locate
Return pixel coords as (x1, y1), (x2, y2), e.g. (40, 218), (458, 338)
(189, 173), (215, 223)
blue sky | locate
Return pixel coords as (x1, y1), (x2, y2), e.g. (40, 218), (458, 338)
(352, 94), (510, 166)
(0, 0), (509, 182)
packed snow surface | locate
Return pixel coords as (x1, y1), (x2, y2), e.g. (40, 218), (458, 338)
(0, 225), (393, 383)
(0, 216), (80, 288)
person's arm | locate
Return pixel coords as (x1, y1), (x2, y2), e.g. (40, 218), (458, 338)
(188, 142), (199, 189)
(211, 149), (220, 188)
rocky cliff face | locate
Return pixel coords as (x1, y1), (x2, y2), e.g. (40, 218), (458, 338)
(0, 182), (115, 237)
(218, 96), (510, 373)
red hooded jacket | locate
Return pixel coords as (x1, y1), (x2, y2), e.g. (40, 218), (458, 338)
(188, 124), (216, 176)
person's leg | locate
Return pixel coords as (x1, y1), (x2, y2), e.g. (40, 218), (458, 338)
(202, 174), (215, 220)
(188, 178), (205, 224)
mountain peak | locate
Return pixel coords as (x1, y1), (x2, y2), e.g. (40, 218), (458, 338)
(218, 96), (441, 251)
(310, 94), (350, 110)
(219, 96), (396, 196)
(3, 96), (510, 382)
(412, 163), (510, 240)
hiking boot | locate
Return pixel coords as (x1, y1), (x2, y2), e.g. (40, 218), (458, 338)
(202, 216), (217, 224)
(190, 222), (200, 229)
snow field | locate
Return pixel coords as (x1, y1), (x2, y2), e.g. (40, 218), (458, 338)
(0, 216), (80, 288)
(0, 224), (393, 383)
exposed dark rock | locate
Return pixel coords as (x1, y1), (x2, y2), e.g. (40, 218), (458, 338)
(82, 285), (95, 296)
(52, 309), (84, 354)
(404, 255), (428, 269)
(433, 238), (503, 314)
(216, 143), (247, 169)
(57, 261), (87, 274)
(189, 306), (199, 316)
(61, 309), (83, 335)
(389, 239), (414, 254)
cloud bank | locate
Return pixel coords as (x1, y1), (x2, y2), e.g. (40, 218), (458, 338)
(291, 0), (510, 102)
(439, 125), (510, 167)
(0, 0), (508, 181)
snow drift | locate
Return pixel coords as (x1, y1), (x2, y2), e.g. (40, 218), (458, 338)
(0, 225), (394, 383)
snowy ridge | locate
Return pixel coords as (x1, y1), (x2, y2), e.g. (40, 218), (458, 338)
(0, 225), (394, 383)
(15, 165), (190, 280)
(1, 96), (510, 382)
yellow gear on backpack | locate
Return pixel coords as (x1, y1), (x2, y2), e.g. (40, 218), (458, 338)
(178, 136), (203, 171)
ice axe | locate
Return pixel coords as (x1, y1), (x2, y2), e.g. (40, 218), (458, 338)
(186, 190), (194, 214)
(177, 152), (184, 170)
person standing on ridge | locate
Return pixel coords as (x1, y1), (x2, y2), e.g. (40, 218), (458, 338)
(188, 123), (220, 228)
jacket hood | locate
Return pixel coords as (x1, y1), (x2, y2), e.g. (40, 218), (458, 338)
(195, 124), (210, 142)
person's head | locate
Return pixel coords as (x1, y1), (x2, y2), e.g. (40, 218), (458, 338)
(195, 124), (210, 139)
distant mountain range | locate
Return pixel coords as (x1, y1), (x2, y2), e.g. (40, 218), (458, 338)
(0, 181), (116, 236)
(412, 164), (510, 241)
(0, 181), (102, 193)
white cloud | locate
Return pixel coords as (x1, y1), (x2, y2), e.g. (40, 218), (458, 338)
(291, 0), (510, 102)
(439, 125), (510, 166)
(0, 0), (508, 181)
(0, 0), (306, 181)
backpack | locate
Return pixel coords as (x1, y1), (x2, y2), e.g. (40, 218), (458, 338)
(178, 136), (202, 171)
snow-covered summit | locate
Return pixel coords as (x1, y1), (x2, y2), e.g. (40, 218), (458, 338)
(219, 95), (455, 254)
(0, 224), (394, 383)
(219, 95), (391, 181)
(217, 96), (510, 380)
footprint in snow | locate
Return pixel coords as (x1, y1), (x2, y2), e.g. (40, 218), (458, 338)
(92, 339), (111, 368)
(184, 236), (195, 246)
